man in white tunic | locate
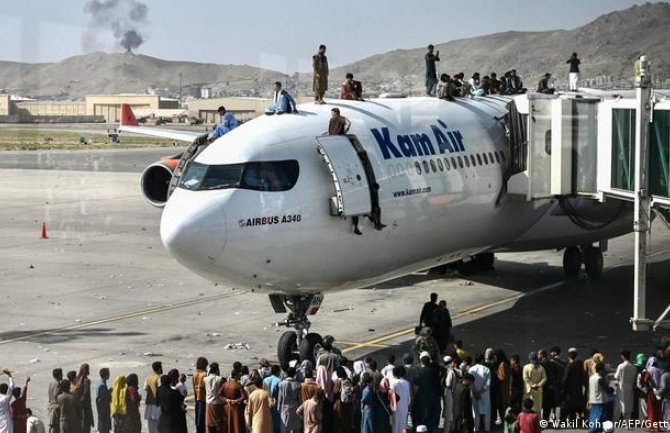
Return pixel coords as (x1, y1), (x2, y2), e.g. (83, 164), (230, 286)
(0, 369), (15, 433)
(468, 355), (491, 433)
(390, 366), (411, 433)
(443, 356), (460, 433)
(615, 350), (638, 421)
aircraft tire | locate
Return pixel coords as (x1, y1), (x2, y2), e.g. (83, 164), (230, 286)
(277, 331), (298, 371)
(455, 260), (478, 275)
(477, 252), (495, 271)
(584, 247), (604, 280)
(563, 246), (582, 278)
(299, 333), (323, 365)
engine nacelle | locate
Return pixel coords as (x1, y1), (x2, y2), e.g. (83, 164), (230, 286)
(141, 158), (180, 208)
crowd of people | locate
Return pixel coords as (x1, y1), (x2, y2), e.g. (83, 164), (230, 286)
(424, 45), (580, 99)
(205, 44), (582, 146)
(4, 294), (668, 433)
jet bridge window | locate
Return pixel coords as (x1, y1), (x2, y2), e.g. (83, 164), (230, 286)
(179, 160), (299, 192)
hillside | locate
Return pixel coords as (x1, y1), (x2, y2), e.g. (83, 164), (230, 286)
(0, 52), (289, 99)
(325, 2), (670, 94)
(0, 2), (669, 99)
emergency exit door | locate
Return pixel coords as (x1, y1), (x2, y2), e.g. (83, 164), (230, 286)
(316, 135), (372, 217)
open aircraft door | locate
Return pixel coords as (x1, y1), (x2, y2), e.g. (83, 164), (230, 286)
(316, 135), (373, 217)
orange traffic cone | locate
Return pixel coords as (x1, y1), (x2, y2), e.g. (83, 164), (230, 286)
(40, 222), (48, 239)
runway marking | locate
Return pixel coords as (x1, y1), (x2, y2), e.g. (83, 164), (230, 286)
(338, 341), (390, 349)
(0, 291), (243, 346)
(341, 281), (565, 354)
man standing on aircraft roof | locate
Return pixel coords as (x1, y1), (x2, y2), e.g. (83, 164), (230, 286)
(567, 52), (580, 91)
(265, 82), (298, 115)
(313, 45), (329, 104)
(340, 73), (363, 101)
(208, 106), (238, 142)
(425, 45), (440, 96)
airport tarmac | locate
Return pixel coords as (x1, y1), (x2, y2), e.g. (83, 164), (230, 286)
(2, 153), (670, 431)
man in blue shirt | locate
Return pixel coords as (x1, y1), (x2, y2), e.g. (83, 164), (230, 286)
(265, 81), (298, 115)
(207, 106), (238, 142)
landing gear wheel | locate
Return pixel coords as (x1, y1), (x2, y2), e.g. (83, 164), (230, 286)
(299, 333), (323, 365)
(477, 252), (495, 271)
(563, 246), (582, 278)
(277, 331), (298, 371)
(455, 259), (478, 275)
(584, 247), (604, 280)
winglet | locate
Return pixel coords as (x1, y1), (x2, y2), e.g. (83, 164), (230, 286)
(120, 104), (139, 126)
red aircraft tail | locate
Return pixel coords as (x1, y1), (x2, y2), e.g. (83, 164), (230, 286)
(120, 104), (139, 126)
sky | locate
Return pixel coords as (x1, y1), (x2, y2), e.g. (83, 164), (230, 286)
(0, 0), (660, 73)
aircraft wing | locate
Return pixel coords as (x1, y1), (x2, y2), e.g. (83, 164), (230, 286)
(118, 104), (203, 143)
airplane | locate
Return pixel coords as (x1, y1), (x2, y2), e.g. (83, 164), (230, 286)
(119, 95), (632, 369)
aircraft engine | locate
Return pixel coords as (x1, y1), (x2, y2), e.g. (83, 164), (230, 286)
(140, 156), (181, 208)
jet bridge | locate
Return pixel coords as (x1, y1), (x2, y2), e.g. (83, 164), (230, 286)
(504, 56), (670, 331)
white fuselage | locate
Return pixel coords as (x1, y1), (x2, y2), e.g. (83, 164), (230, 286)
(160, 97), (631, 294)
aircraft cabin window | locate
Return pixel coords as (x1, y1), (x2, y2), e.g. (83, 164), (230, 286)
(430, 159), (437, 172)
(488, 152), (495, 163)
(179, 160), (299, 192)
(415, 161), (422, 175)
(422, 161), (430, 173)
(464, 156), (470, 168)
(494, 152), (501, 163)
(407, 162), (414, 176)
(482, 153), (489, 165)
(388, 165), (396, 177)
(437, 158), (444, 171)
(457, 156), (464, 169)
(470, 155), (477, 166)
(476, 154), (483, 166)
(451, 157), (458, 170)
(397, 164), (405, 176)
(500, 152), (506, 162)
(444, 158), (451, 171)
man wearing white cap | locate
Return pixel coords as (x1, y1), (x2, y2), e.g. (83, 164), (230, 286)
(443, 356), (460, 433)
(414, 353), (440, 433)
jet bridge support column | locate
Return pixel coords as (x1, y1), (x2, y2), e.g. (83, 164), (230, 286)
(631, 56), (654, 331)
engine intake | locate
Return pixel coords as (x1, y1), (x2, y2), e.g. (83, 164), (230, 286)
(141, 159), (179, 208)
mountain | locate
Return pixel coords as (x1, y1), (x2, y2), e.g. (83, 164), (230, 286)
(325, 2), (670, 94)
(0, 52), (289, 99)
(1, 2), (669, 99)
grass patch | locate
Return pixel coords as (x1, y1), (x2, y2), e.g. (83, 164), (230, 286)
(0, 129), (178, 151)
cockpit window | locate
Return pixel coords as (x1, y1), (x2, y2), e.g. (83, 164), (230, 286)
(179, 160), (299, 192)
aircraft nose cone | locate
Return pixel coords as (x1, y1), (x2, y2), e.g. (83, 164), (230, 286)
(160, 193), (226, 271)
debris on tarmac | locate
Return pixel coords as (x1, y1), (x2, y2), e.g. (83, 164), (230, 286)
(460, 281), (475, 286)
(143, 352), (162, 357)
(224, 342), (251, 350)
(29, 358), (40, 364)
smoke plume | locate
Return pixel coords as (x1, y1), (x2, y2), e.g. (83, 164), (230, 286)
(84, 0), (148, 53)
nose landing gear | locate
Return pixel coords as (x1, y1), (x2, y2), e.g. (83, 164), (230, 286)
(270, 294), (324, 371)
